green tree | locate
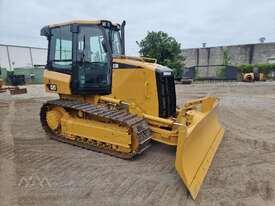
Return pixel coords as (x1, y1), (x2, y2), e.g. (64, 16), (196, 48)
(137, 31), (185, 79)
(223, 48), (231, 66)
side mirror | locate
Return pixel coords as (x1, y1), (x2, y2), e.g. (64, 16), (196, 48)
(40, 26), (50, 36)
(40, 26), (51, 39)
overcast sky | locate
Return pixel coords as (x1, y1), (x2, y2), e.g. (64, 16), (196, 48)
(0, 0), (275, 55)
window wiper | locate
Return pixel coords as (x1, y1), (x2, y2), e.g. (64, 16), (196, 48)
(79, 35), (86, 62)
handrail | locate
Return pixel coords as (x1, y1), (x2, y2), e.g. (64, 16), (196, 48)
(114, 55), (157, 63)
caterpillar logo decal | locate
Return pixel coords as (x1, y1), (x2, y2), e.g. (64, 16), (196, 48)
(47, 83), (57, 91)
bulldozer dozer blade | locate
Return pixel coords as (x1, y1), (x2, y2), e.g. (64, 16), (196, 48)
(175, 97), (224, 199)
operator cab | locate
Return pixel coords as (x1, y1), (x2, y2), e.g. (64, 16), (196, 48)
(41, 20), (126, 95)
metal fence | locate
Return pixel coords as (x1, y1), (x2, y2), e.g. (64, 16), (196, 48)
(0, 44), (47, 69)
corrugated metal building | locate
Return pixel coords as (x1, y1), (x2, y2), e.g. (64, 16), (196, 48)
(0, 44), (47, 84)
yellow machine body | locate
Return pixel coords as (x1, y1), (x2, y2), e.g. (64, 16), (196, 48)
(44, 57), (160, 117)
(41, 20), (224, 199)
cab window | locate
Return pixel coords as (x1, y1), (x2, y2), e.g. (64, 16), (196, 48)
(111, 30), (122, 56)
(49, 25), (72, 72)
(77, 26), (110, 89)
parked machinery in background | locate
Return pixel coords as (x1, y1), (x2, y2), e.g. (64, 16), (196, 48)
(0, 67), (3, 90)
(242, 67), (266, 82)
(0, 68), (6, 93)
(0, 67), (27, 95)
(178, 67), (195, 84)
(0, 79), (3, 91)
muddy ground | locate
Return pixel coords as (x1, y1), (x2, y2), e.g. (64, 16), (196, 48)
(0, 82), (275, 206)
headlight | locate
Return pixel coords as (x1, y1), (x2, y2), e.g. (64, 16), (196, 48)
(155, 65), (173, 76)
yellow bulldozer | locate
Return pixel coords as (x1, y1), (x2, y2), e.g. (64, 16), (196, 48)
(40, 20), (224, 199)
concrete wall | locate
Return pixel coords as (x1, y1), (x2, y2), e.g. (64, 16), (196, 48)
(182, 42), (275, 77)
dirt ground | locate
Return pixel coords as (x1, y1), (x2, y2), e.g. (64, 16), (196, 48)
(1, 82), (275, 206)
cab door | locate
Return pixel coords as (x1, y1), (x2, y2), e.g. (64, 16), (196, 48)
(71, 25), (112, 95)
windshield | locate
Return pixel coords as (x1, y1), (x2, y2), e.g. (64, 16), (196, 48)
(78, 26), (107, 63)
(106, 29), (122, 56)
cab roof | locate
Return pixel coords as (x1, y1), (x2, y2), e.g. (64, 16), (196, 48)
(41, 20), (123, 38)
(48, 20), (119, 28)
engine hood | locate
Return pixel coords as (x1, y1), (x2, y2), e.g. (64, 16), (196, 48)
(113, 56), (161, 71)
